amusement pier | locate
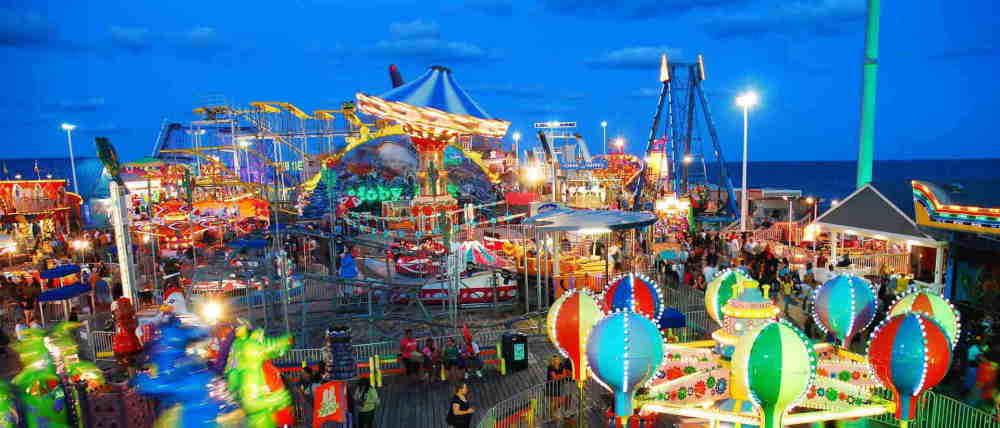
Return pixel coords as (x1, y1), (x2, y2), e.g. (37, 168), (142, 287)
(2, 2), (1000, 428)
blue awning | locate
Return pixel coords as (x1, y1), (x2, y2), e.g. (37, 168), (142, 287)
(40, 264), (81, 279)
(227, 239), (268, 249)
(38, 282), (91, 302)
(374, 66), (494, 119)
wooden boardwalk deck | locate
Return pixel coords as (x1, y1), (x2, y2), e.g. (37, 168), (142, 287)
(372, 341), (558, 427)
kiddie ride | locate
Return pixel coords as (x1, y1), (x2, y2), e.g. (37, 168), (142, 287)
(6, 322), (105, 428)
(129, 314), (303, 428)
(360, 239), (519, 307)
(549, 271), (961, 428)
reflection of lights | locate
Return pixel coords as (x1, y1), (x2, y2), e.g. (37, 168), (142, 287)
(525, 165), (543, 183)
(202, 301), (223, 324)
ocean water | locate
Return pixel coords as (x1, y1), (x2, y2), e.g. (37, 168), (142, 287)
(703, 158), (1000, 210)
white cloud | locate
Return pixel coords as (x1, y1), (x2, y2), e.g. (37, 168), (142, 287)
(585, 46), (682, 69)
(389, 20), (441, 40)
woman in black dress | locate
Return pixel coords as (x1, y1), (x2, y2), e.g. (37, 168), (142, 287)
(447, 383), (475, 428)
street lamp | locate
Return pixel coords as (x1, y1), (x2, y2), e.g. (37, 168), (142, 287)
(600, 121), (608, 154)
(736, 91), (758, 232)
(806, 197), (818, 220)
(512, 131), (521, 168)
(61, 123), (79, 195)
(783, 195), (793, 244)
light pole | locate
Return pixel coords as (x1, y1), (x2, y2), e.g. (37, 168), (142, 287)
(61, 124), (79, 195)
(601, 121), (608, 154)
(807, 197), (817, 220)
(512, 131), (521, 168)
(736, 91), (758, 232)
(783, 196), (793, 244)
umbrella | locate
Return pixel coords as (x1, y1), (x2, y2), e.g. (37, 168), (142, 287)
(40, 264), (81, 279)
(38, 283), (92, 302)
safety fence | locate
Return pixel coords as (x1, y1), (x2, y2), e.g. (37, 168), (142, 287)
(660, 283), (706, 312)
(475, 379), (598, 428)
(847, 252), (911, 275)
(867, 389), (1000, 428)
(88, 327), (514, 382)
(90, 330), (118, 361)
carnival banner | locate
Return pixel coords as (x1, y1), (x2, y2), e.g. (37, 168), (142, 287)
(313, 381), (347, 426)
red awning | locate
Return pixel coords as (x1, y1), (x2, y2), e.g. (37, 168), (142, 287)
(505, 192), (537, 205)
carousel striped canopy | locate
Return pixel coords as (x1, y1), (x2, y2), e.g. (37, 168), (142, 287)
(375, 66), (494, 119)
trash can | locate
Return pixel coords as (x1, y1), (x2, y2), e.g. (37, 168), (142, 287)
(501, 332), (529, 372)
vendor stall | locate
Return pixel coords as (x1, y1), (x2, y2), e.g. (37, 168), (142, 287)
(0, 179), (81, 265)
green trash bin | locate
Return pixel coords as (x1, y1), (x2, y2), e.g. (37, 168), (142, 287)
(502, 332), (529, 372)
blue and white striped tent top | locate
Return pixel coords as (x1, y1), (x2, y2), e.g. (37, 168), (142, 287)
(374, 66), (494, 120)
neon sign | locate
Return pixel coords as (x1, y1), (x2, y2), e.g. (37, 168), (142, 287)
(345, 185), (404, 202)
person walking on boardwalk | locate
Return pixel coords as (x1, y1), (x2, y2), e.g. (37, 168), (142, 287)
(399, 329), (423, 384)
(443, 337), (462, 381)
(447, 383), (475, 428)
(356, 376), (379, 428)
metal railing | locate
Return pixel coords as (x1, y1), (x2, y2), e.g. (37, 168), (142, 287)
(867, 389), (1000, 428)
(475, 379), (596, 428)
(847, 252), (911, 275)
(90, 330), (116, 361)
(661, 284), (706, 312)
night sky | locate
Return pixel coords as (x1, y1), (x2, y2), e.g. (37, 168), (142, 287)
(2, 0), (997, 162)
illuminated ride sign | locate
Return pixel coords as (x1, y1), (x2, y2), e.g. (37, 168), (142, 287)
(561, 159), (609, 170)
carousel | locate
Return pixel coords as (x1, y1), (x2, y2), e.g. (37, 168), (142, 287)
(547, 269), (961, 428)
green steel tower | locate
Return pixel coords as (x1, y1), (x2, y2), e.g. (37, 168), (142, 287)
(856, 0), (881, 188)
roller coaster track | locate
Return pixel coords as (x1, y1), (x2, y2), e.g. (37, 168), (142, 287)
(160, 146), (292, 190)
(196, 101), (502, 188)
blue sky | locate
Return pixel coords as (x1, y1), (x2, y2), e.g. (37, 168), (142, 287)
(2, 0), (997, 162)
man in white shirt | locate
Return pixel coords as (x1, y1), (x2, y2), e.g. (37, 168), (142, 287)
(702, 264), (717, 283)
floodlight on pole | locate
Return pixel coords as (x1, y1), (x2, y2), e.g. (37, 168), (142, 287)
(600, 121), (608, 154)
(736, 90), (758, 232)
(61, 123), (79, 195)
